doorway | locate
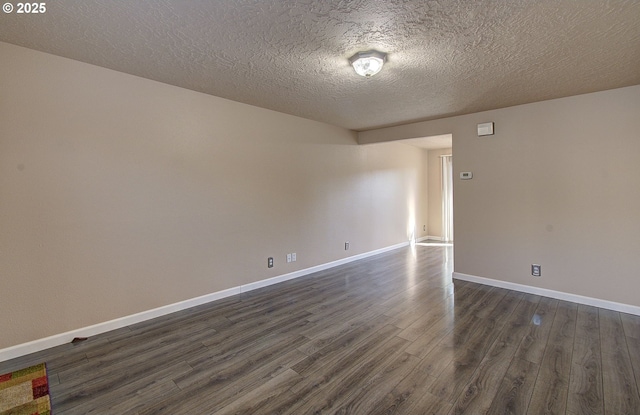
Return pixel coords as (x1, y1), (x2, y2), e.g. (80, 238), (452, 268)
(399, 135), (453, 245)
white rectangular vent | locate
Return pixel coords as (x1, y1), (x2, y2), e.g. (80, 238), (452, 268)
(477, 122), (494, 136)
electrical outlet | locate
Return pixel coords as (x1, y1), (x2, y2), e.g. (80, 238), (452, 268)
(292, 253), (296, 262)
(268, 257), (274, 268)
(345, 241), (350, 250)
(531, 264), (541, 277)
(287, 253), (292, 263)
(423, 225), (426, 231)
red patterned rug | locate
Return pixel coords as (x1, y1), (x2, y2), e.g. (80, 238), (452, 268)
(0, 363), (51, 415)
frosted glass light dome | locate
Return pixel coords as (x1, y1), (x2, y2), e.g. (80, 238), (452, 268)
(349, 50), (387, 77)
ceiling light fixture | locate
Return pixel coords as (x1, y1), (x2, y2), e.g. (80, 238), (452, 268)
(348, 50), (386, 77)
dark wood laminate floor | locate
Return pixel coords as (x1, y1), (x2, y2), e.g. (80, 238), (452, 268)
(2, 245), (639, 414)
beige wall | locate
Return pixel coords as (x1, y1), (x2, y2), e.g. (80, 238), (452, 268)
(0, 42), (428, 350)
(360, 85), (640, 308)
(427, 148), (452, 239)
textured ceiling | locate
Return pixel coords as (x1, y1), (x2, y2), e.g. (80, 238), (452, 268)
(1, 0), (639, 131)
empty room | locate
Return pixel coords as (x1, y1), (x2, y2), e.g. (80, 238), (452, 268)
(1, 1), (639, 414)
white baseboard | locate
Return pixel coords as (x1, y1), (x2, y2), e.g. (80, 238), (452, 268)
(0, 241), (410, 363)
(453, 272), (640, 316)
(0, 286), (242, 363)
(241, 241), (409, 292)
(426, 235), (444, 241)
